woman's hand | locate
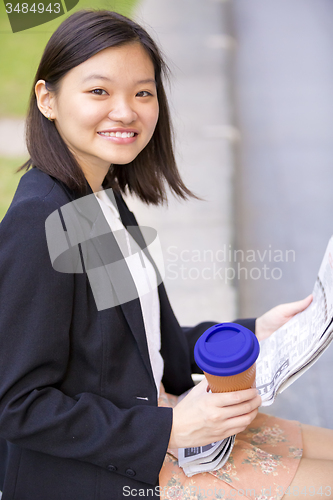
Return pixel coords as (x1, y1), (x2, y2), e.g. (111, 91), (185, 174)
(168, 379), (261, 449)
(255, 294), (313, 342)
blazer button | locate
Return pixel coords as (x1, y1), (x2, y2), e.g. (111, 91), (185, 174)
(125, 468), (136, 477)
(107, 464), (117, 472)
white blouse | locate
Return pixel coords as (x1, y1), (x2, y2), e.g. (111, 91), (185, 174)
(94, 189), (164, 395)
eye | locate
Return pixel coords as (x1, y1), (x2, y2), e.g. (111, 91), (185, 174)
(136, 90), (153, 97)
(91, 89), (108, 96)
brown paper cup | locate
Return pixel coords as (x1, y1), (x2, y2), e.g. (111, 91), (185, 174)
(204, 363), (256, 393)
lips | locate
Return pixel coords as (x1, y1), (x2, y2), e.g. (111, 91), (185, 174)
(98, 131), (136, 138)
(97, 129), (139, 144)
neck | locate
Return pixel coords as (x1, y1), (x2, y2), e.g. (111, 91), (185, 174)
(80, 164), (110, 193)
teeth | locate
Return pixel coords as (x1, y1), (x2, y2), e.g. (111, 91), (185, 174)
(99, 131), (135, 138)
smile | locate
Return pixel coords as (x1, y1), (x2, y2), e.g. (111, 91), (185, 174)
(98, 131), (136, 138)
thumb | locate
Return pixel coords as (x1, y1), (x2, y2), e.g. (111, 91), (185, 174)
(191, 377), (210, 395)
(283, 294), (313, 316)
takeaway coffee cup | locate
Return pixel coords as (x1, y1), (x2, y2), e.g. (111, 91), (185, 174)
(194, 323), (260, 393)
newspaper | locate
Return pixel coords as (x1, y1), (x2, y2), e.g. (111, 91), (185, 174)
(256, 236), (333, 405)
(178, 436), (235, 477)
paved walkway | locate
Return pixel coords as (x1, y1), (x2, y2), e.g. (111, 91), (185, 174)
(0, 119), (27, 156)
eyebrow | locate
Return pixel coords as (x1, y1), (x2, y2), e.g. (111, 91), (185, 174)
(82, 74), (156, 85)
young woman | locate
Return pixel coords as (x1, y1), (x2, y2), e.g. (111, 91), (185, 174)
(0, 9), (331, 500)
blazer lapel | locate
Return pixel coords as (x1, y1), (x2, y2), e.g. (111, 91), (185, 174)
(113, 192), (163, 284)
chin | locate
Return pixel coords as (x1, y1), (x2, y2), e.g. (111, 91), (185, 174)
(109, 155), (140, 165)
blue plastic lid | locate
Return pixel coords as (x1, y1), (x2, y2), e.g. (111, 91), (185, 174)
(194, 323), (260, 376)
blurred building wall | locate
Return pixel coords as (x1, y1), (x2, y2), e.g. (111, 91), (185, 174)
(231, 0), (333, 427)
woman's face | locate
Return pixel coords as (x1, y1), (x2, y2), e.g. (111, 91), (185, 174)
(49, 43), (159, 178)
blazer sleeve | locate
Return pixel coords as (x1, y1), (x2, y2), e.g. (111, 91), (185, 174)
(0, 195), (172, 486)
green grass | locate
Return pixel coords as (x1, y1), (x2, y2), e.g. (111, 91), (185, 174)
(0, 0), (139, 116)
(0, 157), (27, 220)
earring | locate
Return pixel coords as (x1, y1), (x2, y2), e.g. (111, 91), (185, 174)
(46, 113), (53, 122)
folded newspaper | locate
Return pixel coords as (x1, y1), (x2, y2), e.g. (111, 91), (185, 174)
(178, 436), (235, 477)
(256, 235), (333, 405)
(178, 236), (333, 476)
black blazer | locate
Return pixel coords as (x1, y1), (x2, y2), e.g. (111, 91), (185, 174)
(0, 168), (255, 500)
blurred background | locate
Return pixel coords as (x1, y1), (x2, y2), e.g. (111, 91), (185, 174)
(1, 0), (333, 428)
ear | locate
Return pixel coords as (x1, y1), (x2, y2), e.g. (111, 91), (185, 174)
(35, 80), (56, 121)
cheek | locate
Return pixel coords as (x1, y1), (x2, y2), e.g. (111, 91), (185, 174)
(145, 105), (159, 134)
(57, 98), (102, 130)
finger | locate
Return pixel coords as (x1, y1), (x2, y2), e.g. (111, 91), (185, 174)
(301, 294), (313, 307)
(210, 407), (259, 442)
(226, 408), (259, 435)
(211, 388), (259, 408)
(292, 294), (313, 311)
(283, 294), (313, 315)
(222, 395), (262, 419)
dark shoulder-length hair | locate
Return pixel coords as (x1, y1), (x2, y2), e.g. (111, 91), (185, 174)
(19, 9), (200, 205)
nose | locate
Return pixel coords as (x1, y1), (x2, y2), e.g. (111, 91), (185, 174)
(107, 97), (137, 124)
